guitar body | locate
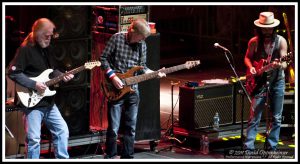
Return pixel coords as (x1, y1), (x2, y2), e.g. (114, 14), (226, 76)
(245, 75), (264, 97)
(101, 60), (200, 101)
(245, 59), (269, 96)
(101, 66), (144, 101)
(16, 69), (56, 108)
(15, 61), (101, 108)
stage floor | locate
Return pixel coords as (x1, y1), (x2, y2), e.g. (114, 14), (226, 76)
(49, 133), (296, 160)
(5, 65), (296, 160)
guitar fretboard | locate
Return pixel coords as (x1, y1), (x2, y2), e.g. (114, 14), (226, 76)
(124, 64), (187, 85)
(247, 55), (290, 79)
(246, 63), (276, 80)
(257, 63), (274, 75)
(45, 66), (85, 86)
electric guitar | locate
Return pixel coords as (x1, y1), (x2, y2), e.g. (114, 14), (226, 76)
(101, 60), (201, 101)
(16, 61), (101, 108)
(245, 55), (291, 96)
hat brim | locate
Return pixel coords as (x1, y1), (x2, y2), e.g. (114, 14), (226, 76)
(254, 19), (280, 28)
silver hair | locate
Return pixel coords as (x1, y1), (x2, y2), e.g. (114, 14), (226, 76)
(21, 18), (55, 47)
(130, 18), (151, 38)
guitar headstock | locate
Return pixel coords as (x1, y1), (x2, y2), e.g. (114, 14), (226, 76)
(185, 60), (201, 69)
(84, 61), (101, 70)
(284, 52), (293, 65)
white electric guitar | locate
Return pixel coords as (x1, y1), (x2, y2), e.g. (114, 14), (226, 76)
(16, 61), (101, 108)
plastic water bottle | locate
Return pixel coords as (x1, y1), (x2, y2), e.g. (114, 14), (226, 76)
(213, 112), (220, 130)
(202, 136), (209, 155)
(200, 135), (205, 154)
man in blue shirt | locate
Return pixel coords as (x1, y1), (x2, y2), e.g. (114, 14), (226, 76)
(100, 18), (165, 159)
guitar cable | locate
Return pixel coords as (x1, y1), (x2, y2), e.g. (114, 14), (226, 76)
(15, 107), (20, 158)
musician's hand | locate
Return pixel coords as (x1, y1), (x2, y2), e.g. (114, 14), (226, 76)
(271, 60), (282, 69)
(157, 67), (166, 78)
(272, 62), (281, 69)
(63, 73), (74, 82)
(35, 82), (47, 93)
(112, 76), (124, 89)
(250, 67), (257, 75)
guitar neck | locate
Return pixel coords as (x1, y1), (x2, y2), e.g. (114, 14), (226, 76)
(257, 63), (274, 75)
(45, 66), (85, 86)
(125, 64), (187, 85)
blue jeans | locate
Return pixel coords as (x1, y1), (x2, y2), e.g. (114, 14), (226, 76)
(105, 91), (139, 159)
(23, 104), (69, 159)
(244, 79), (285, 150)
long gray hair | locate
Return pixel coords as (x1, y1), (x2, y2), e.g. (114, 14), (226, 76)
(21, 18), (55, 47)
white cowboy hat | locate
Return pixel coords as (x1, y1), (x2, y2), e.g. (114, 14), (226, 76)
(254, 12), (280, 28)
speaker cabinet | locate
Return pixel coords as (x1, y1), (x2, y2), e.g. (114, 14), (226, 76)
(179, 84), (233, 130)
(233, 83), (251, 124)
(48, 6), (92, 137)
(5, 111), (25, 156)
(232, 82), (267, 124)
(52, 39), (89, 68)
(48, 6), (90, 39)
(52, 39), (89, 87)
(234, 91), (251, 124)
(49, 6), (91, 87)
(55, 86), (90, 136)
(135, 33), (161, 141)
(282, 92), (295, 125)
(282, 103), (295, 125)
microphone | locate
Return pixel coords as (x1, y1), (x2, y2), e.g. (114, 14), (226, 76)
(214, 43), (229, 51)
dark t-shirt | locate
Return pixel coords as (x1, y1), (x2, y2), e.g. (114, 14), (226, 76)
(8, 44), (62, 108)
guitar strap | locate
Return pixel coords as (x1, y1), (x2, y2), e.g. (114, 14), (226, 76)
(266, 37), (276, 64)
(139, 42), (143, 64)
(138, 42), (146, 75)
(266, 35), (280, 64)
(265, 36), (280, 81)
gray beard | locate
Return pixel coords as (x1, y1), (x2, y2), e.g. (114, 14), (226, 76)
(37, 38), (50, 48)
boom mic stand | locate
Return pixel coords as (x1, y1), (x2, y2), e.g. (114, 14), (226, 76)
(220, 48), (252, 149)
(156, 81), (190, 153)
(263, 81), (272, 150)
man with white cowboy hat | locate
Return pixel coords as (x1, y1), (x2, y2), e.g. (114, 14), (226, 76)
(243, 11), (288, 151)
(254, 11), (280, 28)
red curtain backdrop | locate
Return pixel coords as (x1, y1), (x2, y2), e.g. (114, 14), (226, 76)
(89, 32), (112, 132)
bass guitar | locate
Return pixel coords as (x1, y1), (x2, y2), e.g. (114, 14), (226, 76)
(16, 61), (101, 108)
(101, 60), (200, 101)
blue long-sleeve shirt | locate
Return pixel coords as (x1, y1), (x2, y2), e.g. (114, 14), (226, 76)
(100, 32), (150, 90)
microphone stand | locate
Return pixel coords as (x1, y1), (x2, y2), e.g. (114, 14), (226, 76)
(156, 81), (190, 153)
(5, 125), (15, 138)
(221, 50), (252, 149)
(263, 81), (272, 150)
